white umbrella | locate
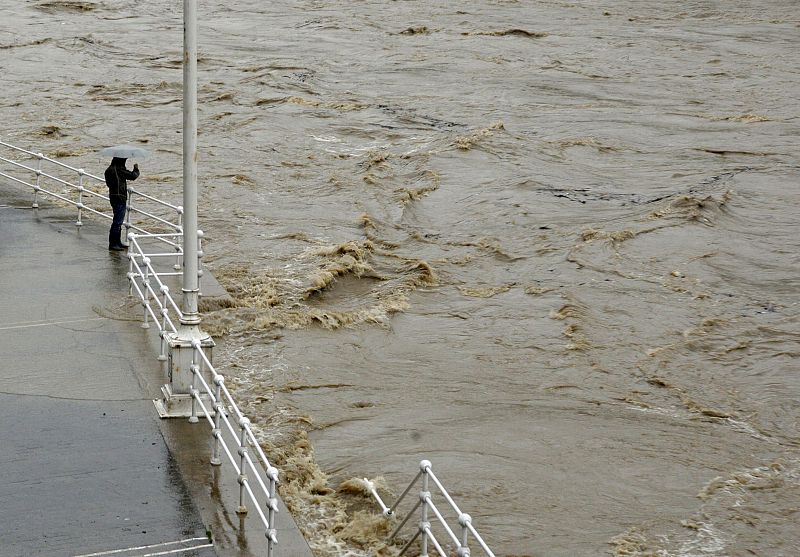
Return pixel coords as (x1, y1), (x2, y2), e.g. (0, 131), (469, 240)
(99, 145), (150, 159)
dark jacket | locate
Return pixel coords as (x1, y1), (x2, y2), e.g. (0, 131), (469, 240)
(104, 157), (139, 203)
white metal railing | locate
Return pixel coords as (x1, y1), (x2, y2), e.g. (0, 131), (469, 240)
(127, 233), (185, 340)
(365, 460), (496, 557)
(0, 140), (184, 251)
(190, 342), (280, 553)
(126, 229), (206, 325)
(127, 231), (280, 555)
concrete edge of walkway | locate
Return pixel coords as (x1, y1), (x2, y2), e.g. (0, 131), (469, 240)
(138, 336), (314, 557)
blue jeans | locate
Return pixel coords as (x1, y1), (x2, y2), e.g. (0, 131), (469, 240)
(109, 201), (126, 246)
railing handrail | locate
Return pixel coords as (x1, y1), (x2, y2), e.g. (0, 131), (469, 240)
(0, 140), (119, 190)
(0, 140), (183, 229)
(0, 142), (178, 212)
(129, 186), (183, 213)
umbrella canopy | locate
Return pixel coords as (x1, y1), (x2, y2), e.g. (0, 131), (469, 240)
(99, 145), (150, 159)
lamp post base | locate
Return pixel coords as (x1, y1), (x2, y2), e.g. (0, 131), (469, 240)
(154, 384), (212, 419)
(155, 324), (215, 419)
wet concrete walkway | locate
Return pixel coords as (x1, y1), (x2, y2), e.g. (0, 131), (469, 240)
(0, 191), (312, 557)
(0, 201), (216, 556)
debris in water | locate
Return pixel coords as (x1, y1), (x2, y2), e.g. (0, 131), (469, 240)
(454, 121), (505, 150)
(462, 29), (548, 38)
(398, 26), (431, 35)
(458, 284), (514, 298)
(37, 125), (64, 138)
(35, 1), (96, 13)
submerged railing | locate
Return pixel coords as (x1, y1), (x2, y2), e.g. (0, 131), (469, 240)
(1, 140), (497, 557)
(365, 460), (496, 557)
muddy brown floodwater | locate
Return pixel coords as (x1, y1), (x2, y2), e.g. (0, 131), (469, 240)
(2, 1), (799, 555)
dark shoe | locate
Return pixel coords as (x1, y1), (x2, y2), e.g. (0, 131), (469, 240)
(109, 244), (126, 251)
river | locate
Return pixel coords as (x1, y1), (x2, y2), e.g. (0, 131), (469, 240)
(1, 1), (798, 555)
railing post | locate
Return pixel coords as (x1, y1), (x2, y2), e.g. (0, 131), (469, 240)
(458, 513), (472, 557)
(141, 258), (151, 329)
(420, 460), (431, 557)
(197, 229), (204, 295)
(210, 376), (223, 466)
(237, 417), (250, 515)
(158, 286), (170, 361)
(33, 154), (42, 208)
(158, 329), (169, 362)
(125, 188), (133, 243)
(188, 343), (199, 424)
(76, 169), (84, 227)
(266, 466), (279, 557)
(127, 245), (135, 297)
(174, 209), (183, 270)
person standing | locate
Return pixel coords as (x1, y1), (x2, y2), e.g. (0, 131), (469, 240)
(104, 157), (139, 251)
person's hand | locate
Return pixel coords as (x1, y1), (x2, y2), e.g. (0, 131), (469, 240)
(133, 163), (139, 169)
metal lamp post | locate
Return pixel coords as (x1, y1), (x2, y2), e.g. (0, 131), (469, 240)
(182, 0), (200, 323)
(156, 0), (215, 418)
